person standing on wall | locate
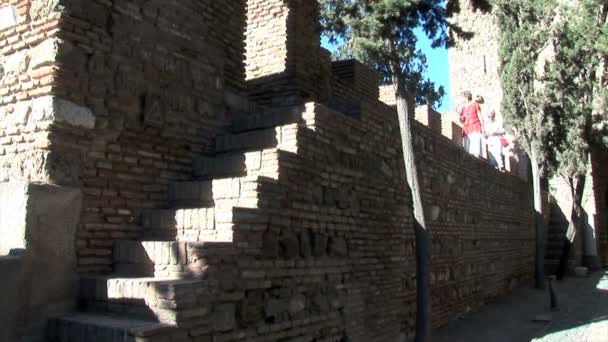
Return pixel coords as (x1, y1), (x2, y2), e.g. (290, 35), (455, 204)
(484, 109), (506, 171)
(459, 91), (484, 157)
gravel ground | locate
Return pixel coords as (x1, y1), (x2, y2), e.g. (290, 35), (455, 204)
(432, 269), (608, 342)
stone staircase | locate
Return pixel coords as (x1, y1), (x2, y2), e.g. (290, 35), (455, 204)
(48, 106), (306, 341)
(545, 200), (570, 275)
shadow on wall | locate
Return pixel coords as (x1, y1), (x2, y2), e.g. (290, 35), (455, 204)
(0, 183), (81, 342)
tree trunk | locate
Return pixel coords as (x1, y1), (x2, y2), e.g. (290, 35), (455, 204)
(556, 175), (586, 279)
(394, 83), (430, 342)
(530, 154), (546, 289)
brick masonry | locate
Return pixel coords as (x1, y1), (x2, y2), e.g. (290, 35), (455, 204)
(1, 0), (247, 273)
(2, 0), (538, 341)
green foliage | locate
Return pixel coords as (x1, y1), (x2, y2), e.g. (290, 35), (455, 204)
(320, 0), (448, 108)
(496, 0), (608, 179)
(495, 0), (556, 171)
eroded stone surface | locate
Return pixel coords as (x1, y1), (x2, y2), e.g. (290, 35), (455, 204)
(29, 0), (62, 20)
(0, 5), (17, 31)
(31, 96), (95, 129)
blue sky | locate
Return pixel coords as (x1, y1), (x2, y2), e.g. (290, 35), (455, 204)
(321, 29), (452, 112)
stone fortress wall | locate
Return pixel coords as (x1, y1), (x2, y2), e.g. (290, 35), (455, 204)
(1, 0), (536, 341)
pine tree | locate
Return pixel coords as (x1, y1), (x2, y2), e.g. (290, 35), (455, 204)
(496, 0), (608, 278)
(320, 1), (449, 341)
(541, 0), (608, 275)
(322, 1), (447, 108)
(494, 0), (555, 289)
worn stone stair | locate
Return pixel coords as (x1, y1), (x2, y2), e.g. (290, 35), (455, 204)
(545, 200), (570, 275)
(79, 276), (210, 324)
(48, 107), (305, 341)
(215, 124), (299, 154)
(47, 313), (180, 342)
(193, 148), (280, 180)
(112, 240), (238, 279)
(228, 105), (303, 133)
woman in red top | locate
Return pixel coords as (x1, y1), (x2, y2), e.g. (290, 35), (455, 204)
(459, 91), (484, 157)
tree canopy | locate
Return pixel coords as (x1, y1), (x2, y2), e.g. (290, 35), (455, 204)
(496, 0), (608, 181)
(320, 0), (449, 108)
(496, 0), (608, 274)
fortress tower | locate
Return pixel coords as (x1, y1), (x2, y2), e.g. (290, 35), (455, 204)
(447, 1), (502, 116)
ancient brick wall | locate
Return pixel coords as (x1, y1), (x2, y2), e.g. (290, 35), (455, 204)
(1, 0), (248, 273)
(415, 104), (443, 134)
(2, 1), (541, 340)
(56, 0), (246, 273)
(245, 0), (289, 80)
(246, 98), (535, 339)
(245, 0), (330, 105)
(144, 98), (533, 341)
(0, 0), (62, 183)
(412, 116), (534, 325)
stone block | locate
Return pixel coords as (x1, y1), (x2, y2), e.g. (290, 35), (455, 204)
(29, 0), (61, 20)
(143, 93), (164, 127)
(312, 233), (328, 257)
(288, 294), (306, 315)
(30, 38), (60, 70)
(0, 182), (28, 255)
(0, 184), (81, 340)
(0, 5), (17, 31)
(2, 51), (30, 77)
(299, 231), (312, 258)
(215, 129), (277, 153)
(312, 293), (330, 313)
(262, 231), (279, 258)
(31, 96), (95, 129)
(212, 178), (241, 199)
(280, 234), (299, 259)
(238, 291), (263, 325)
(328, 237), (347, 257)
(168, 181), (213, 206)
(264, 298), (286, 319)
(212, 304), (236, 332)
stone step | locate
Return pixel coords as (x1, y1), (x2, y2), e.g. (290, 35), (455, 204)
(193, 149), (280, 180)
(193, 153), (247, 180)
(229, 105), (303, 133)
(145, 177), (277, 241)
(79, 276), (210, 324)
(169, 176), (277, 206)
(168, 181), (213, 208)
(141, 207), (220, 242)
(215, 124), (298, 154)
(113, 240), (239, 278)
(216, 128), (277, 153)
(47, 313), (179, 342)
